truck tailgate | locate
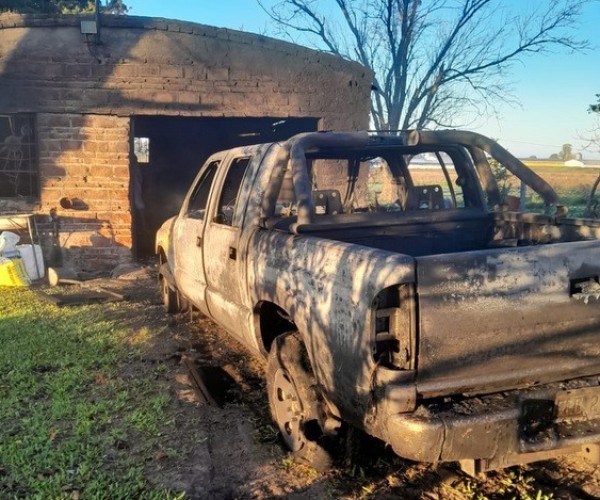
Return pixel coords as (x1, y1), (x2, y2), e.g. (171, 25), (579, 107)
(415, 240), (600, 398)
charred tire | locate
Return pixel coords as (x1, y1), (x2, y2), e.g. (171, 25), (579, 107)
(159, 273), (178, 314)
(177, 293), (190, 313)
(266, 332), (333, 471)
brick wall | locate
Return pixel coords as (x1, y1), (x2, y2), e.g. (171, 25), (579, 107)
(0, 15), (372, 126)
(0, 14), (373, 271)
(35, 113), (131, 271)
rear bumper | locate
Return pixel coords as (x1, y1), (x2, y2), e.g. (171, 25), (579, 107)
(379, 380), (600, 467)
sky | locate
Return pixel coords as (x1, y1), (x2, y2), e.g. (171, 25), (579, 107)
(125, 0), (600, 160)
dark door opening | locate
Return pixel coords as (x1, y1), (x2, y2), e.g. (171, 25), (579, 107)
(130, 116), (318, 258)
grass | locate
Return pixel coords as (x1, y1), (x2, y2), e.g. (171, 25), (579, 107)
(453, 469), (555, 500)
(0, 288), (181, 499)
(487, 163), (600, 216)
(409, 163), (600, 216)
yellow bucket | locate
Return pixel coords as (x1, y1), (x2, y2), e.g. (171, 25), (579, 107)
(0, 257), (31, 287)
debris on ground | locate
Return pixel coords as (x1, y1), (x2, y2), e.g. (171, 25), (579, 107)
(11, 263), (598, 498)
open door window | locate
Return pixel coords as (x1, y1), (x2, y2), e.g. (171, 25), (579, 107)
(213, 157), (252, 226)
(186, 161), (220, 220)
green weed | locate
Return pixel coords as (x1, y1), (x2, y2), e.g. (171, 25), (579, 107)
(454, 469), (554, 500)
(0, 288), (183, 498)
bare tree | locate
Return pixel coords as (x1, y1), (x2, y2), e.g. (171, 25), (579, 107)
(259, 0), (590, 131)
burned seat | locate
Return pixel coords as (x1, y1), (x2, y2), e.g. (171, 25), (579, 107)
(405, 185), (445, 210)
(313, 189), (343, 215)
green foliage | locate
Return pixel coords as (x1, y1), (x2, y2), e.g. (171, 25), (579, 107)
(99, 0), (127, 14)
(59, 1), (95, 14)
(0, 289), (178, 498)
(558, 143), (576, 161)
(489, 159), (514, 203)
(587, 94), (600, 154)
(0, 0), (52, 12)
(548, 144), (577, 161)
(0, 0), (128, 14)
(455, 469), (554, 500)
(590, 93), (600, 114)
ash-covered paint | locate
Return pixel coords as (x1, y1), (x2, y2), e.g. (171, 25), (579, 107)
(248, 229), (414, 417)
(416, 240), (600, 398)
(157, 130), (600, 472)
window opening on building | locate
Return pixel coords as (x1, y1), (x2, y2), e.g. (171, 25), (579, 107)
(134, 137), (150, 163)
(0, 114), (37, 198)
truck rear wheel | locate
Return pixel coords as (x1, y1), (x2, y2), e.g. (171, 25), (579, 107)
(266, 332), (333, 471)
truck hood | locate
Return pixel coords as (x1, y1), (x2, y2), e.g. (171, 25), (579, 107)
(415, 240), (600, 398)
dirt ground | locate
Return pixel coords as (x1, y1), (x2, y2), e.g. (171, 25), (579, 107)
(78, 265), (600, 499)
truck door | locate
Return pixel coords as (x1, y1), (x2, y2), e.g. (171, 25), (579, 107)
(172, 158), (220, 315)
(203, 155), (254, 340)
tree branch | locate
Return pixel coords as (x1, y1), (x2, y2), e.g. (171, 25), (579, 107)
(260, 0), (592, 132)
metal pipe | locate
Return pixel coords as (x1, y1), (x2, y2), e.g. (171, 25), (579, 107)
(260, 143), (292, 219)
(519, 182), (527, 212)
(284, 131), (370, 230)
(95, 0), (101, 44)
(468, 147), (502, 207)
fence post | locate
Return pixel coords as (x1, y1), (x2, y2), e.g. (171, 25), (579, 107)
(519, 181), (527, 211)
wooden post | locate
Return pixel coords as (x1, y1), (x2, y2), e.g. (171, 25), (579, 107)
(519, 181), (527, 212)
(47, 267), (80, 287)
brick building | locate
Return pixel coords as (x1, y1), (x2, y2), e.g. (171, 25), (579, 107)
(0, 13), (372, 271)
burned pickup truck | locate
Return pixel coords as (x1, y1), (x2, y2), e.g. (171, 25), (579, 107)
(156, 130), (600, 473)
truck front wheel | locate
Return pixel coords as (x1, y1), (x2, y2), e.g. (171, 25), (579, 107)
(266, 332), (333, 471)
(159, 273), (179, 314)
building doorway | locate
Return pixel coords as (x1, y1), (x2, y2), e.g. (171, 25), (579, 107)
(130, 116), (318, 258)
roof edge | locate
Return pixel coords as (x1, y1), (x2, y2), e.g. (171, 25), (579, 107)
(0, 13), (369, 75)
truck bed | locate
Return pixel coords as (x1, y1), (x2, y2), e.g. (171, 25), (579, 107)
(266, 211), (600, 398)
(266, 208), (494, 257)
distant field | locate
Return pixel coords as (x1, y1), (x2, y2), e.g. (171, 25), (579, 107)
(527, 166), (599, 191)
(410, 165), (600, 192)
(409, 164), (600, 216)
(525, 166), (600, 216)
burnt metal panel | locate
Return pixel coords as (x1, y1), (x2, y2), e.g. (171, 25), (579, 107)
(247, 228), (415, 423)
(415, 240), (600, 398)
